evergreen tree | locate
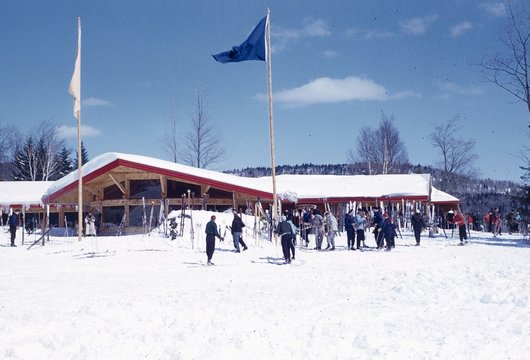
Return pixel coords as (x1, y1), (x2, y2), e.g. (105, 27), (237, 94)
(72, 141), (89, 169)
(57, 147), (73, 178)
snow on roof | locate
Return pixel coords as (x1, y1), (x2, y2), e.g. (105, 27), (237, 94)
(43, 152), (271, 201)
(0, 181), (54, 207)
(431, 186), (460, 204)
(263, 173), (433, 200)
(39, 152), (457, 204)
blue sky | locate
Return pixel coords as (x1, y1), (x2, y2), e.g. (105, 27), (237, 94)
(1, 0), (528, 182)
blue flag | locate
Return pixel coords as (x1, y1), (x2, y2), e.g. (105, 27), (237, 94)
(212, 15), (267, 63)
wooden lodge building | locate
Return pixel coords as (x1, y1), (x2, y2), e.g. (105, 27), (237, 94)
(2, 152), (459, 235)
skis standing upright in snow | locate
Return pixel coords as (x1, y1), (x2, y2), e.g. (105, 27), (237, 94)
(148, 201), (154, 236)
(117, 213), (126, 236)
(179, 193), (186, 237)
(142, 196), (148, 235)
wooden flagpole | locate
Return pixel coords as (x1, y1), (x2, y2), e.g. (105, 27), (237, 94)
(265, 8), (278, 227)
(76, 17), (83, 242)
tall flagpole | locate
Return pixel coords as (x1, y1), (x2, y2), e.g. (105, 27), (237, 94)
(76, 17), (83, 242)
(265, 8), (278, 226)
(69, 17), (83, 242)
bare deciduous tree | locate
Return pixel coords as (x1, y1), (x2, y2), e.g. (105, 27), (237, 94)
(478, 0), (530, 116)
(373, 113), (409, 174)
(430, 117), (478, 192)
(181, 88), (225, 169)
(348, 113), (408, 174)
(37, 122), (66, 181)
(162, 100), (180, 163)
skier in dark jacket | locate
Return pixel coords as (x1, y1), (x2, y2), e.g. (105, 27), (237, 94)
(344, 209), (356, 250)
(8, 209), (20, 247)
(205, 215), (223, 265)
(372, 208), (384, 249)
(276, 215), (294, 263)
(411, 210), (425, 246)
(381, 216), (397, 251)
(231, 212), (247, 252)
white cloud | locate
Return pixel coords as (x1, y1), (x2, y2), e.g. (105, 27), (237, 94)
(479, 2), (507, 17)
(267, 76), (415, 106)
(272, 18), (331, 53)
(83, 97), (114, 107)
(302, 19), (331, 37)
(56, 124), (102, 139)
(400, 15), (438, 35)
(438, 81), (484, 96)
(323, 50), (338, 58)
(346, 28), (395, 40)
(449, 21), (472, 38)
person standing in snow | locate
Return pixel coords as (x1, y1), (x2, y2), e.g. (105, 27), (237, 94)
(381, 215), (397, 251)
(454, 210), (467, 245)
(344, 209), (356, 250)
(8, 209), (20, 247)
(286, 216), (298, 260)
(205, 215), (223, 265)
(411, 209), (425, 246)
(231, 211), (247, 252)
(85, 212), (96, 236)
(325, 212), (338, 251)
(354, 209), (366, 250)
(372, 208), (384, 249)
(301, 208), (311, 247)
(312, 209), (325, 250)
(277, 215), (294, 263)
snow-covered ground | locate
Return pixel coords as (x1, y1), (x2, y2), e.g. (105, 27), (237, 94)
(1, 210), (529, 360)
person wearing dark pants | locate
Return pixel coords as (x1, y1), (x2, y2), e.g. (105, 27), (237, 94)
(344, 209), (356, 250)
(277, 216), (293, 263)
(9, 209), (20, 247)
(355, 209), (366, 250)
(205, 215), (223, 265)
(411, 210), (425, 246)
(231, 212), (247, 252)
(454, 210), (468, 245)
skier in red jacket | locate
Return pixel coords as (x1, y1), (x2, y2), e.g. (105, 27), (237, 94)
(454, 210), (467, 245)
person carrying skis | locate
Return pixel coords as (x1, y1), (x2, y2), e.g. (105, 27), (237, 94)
(454, 210), (467, 245)
(411, 209), (425, 246)
(277, 215), (294, 263)
(205, 215), (223, 265)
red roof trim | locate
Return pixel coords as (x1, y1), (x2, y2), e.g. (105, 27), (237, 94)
(116, 159), (273, 199)
(43, 158), (273, 203)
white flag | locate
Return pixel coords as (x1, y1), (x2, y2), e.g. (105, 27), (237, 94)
(69, 17), (81, 121)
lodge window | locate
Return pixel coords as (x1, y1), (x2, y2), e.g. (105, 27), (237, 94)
(130, 180), (161, 199)
(102, 206), (125, 226)
(104, 183), (125, 200)
(166, 179), (200, 198)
